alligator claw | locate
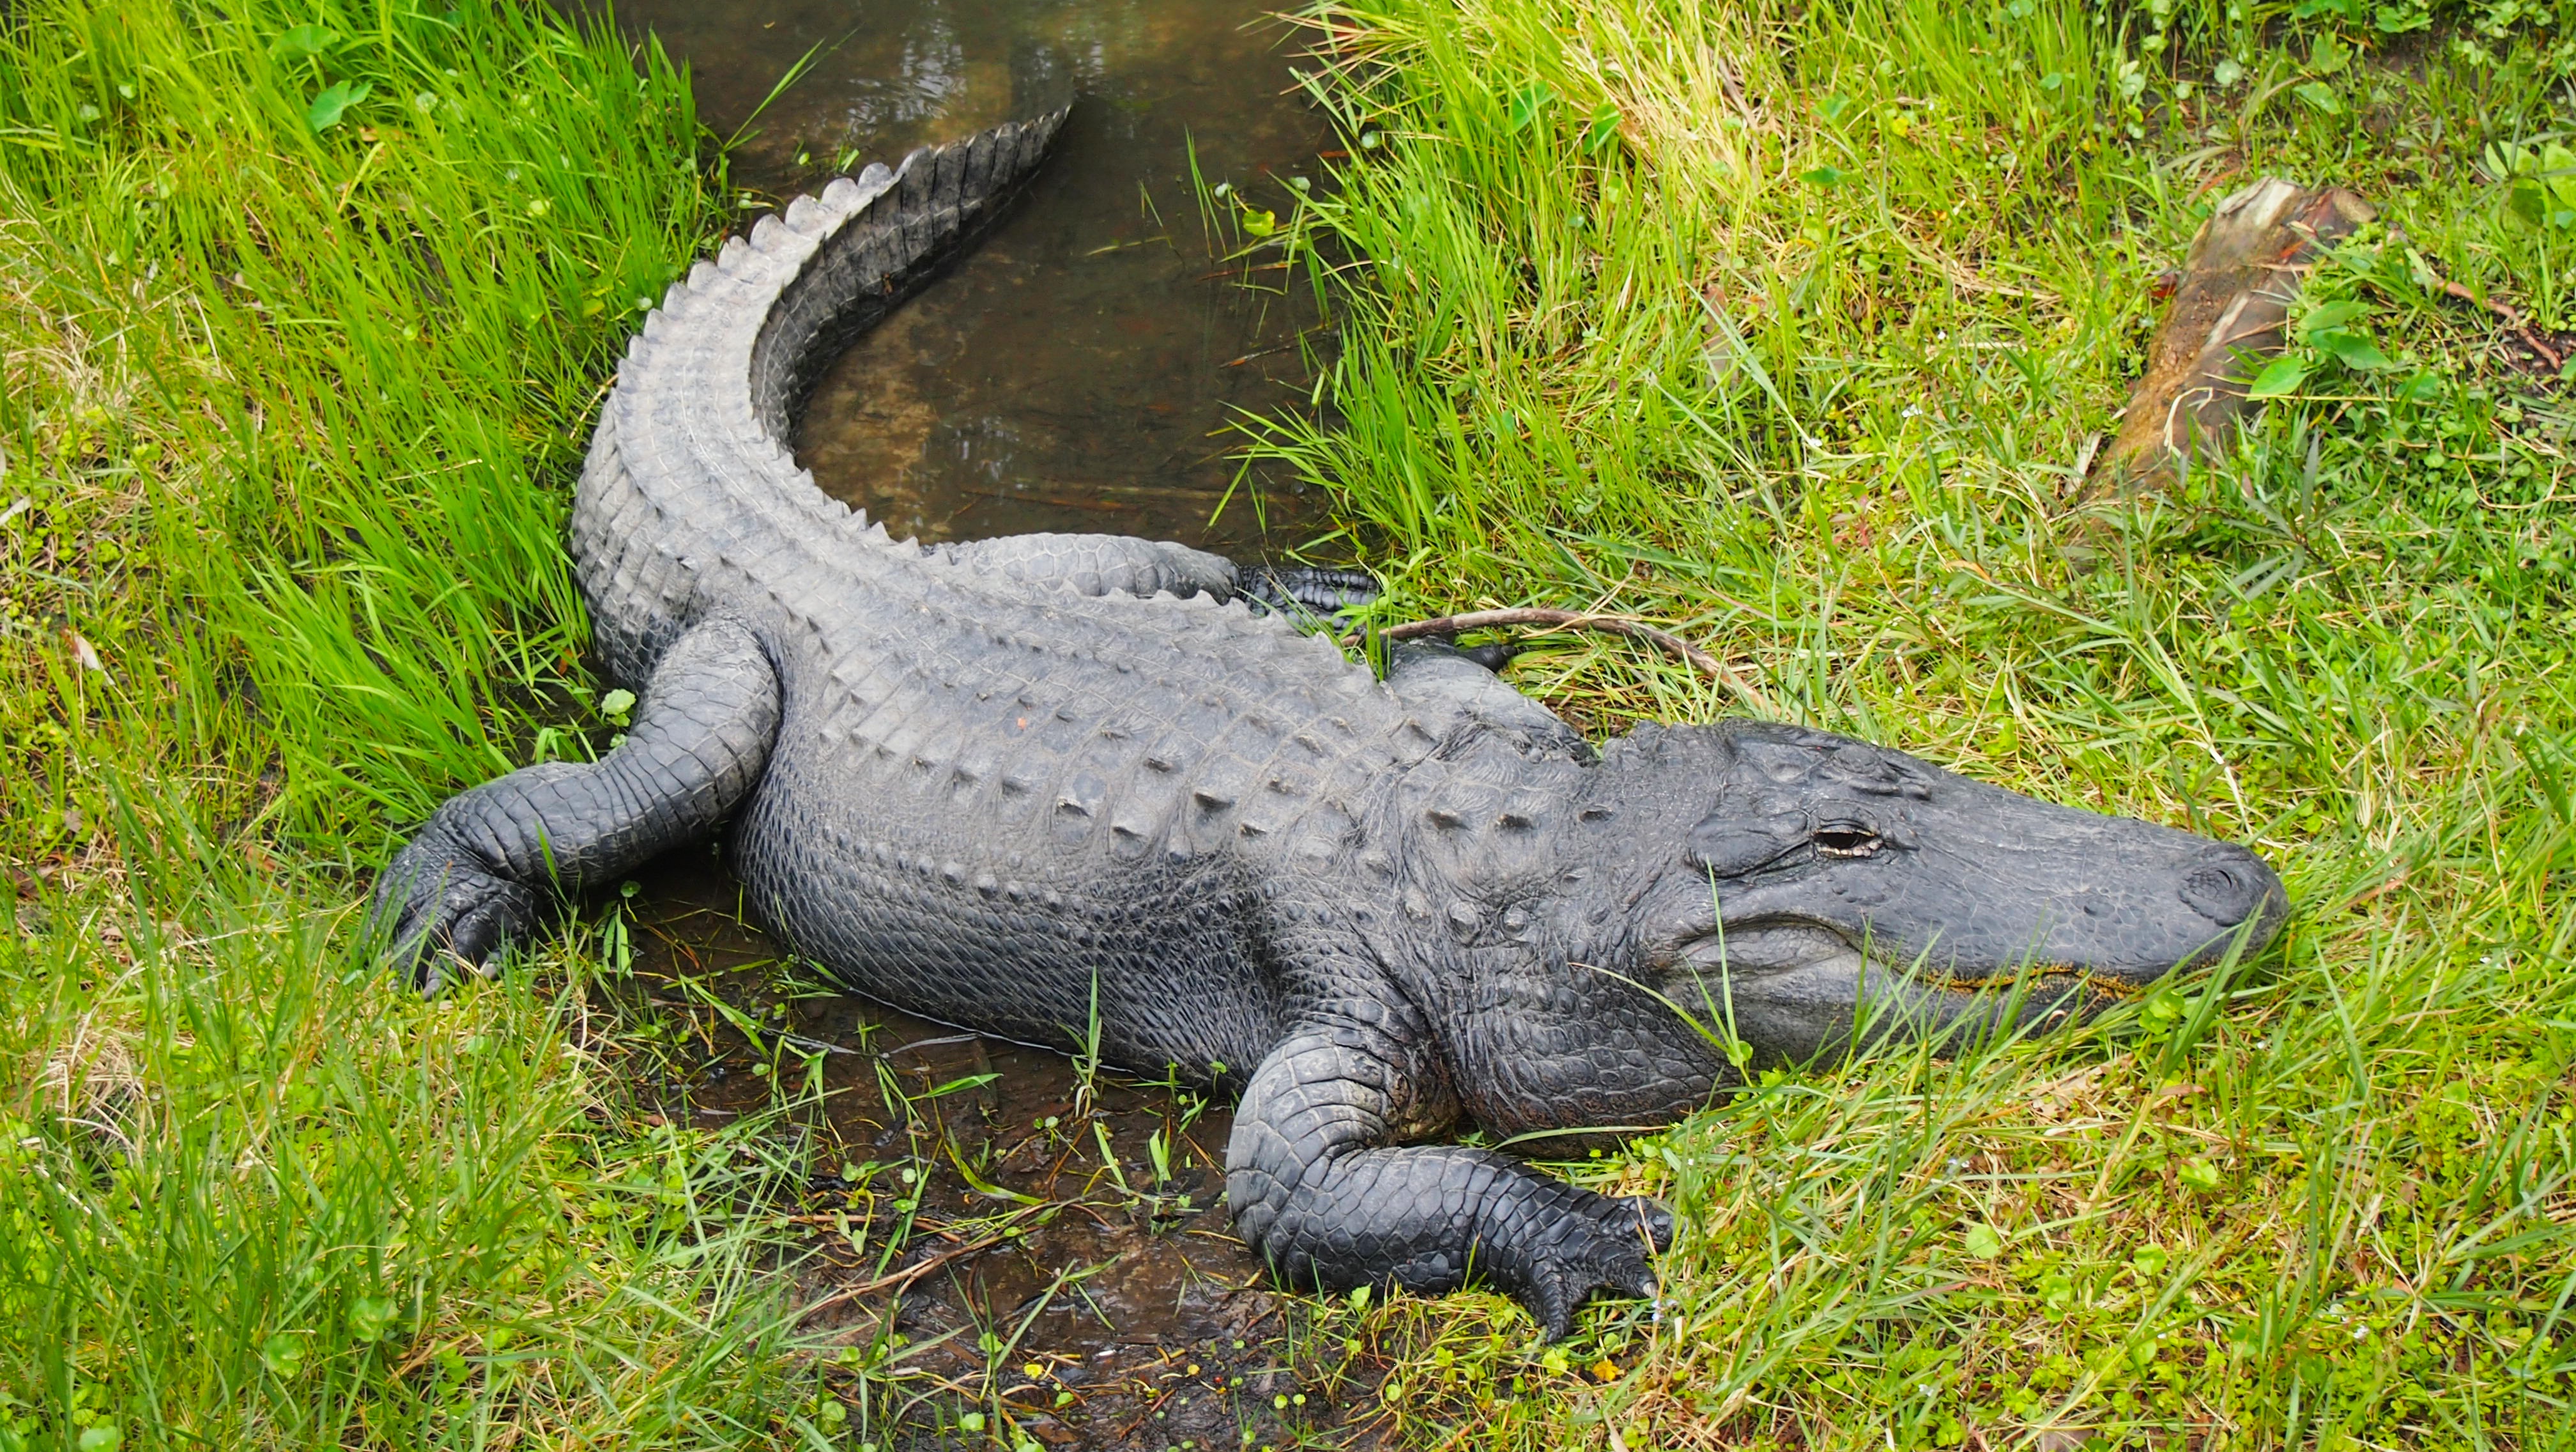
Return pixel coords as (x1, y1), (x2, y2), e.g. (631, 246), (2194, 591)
(1517, 1192), (1669, 1340)
(371, 835), (544, 993)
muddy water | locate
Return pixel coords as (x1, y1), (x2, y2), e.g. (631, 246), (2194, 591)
(606, 0), (1340, 555)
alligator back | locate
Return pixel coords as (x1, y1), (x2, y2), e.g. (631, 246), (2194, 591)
(567, 114), (1444, 1073)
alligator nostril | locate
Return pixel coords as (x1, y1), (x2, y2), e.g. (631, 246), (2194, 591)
(2179, 849), (2276, 926)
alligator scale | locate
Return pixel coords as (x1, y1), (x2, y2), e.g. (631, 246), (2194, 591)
(376, 112), (2288, 1336)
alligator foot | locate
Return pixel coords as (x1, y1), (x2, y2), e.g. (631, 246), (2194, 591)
(374, 819), (558, 992)
(367, 619), (780, 988)
(1227, 1019), (1671, 1339)
(1498, 1184), (1675, 1339)
(1242, 563), (1379, 619)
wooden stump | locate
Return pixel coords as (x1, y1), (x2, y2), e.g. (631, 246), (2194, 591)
(2093, 178), (2376, 496)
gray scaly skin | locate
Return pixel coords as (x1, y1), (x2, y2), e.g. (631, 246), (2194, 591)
(372, 112), (2290, 1338)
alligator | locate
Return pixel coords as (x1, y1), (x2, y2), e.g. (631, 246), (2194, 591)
(373, 111), (2290, 1337)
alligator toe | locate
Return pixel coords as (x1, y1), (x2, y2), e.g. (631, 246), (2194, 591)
(372, 842), (546, 992)
(1513, 1188), (1664, 1340)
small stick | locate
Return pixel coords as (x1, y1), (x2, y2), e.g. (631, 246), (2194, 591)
(800, 1231), (1008, 1310)
(1358, 608), (1775, 714)
(2437, 279), (2565, 372)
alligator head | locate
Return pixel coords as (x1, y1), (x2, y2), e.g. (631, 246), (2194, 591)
(1590, 720), (2288, 1065)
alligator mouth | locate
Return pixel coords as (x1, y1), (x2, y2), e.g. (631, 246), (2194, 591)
(1667, 922), (2144, 1065)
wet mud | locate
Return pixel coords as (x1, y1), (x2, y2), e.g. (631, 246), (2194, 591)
(617, 859), (1379, 1449)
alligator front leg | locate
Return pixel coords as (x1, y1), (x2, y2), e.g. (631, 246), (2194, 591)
(1383, 640), (1590, 759)
(1227, 1019), (1673, 1339)
(371, 619), (779, 990)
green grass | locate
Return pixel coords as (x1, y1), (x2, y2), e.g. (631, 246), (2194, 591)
(1229, 0), (2576, 1443)
(0, 3), (841, 1446)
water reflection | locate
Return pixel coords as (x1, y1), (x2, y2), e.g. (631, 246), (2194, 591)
(602, 0), (1340, 556)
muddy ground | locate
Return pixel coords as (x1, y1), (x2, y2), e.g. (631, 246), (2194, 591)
(615, 856), (1390, 1449)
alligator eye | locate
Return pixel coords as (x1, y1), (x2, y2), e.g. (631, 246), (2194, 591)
(1814, 824), (1882, 858)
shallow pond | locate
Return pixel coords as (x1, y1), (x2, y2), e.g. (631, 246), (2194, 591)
(576, 2), (1376, 1444)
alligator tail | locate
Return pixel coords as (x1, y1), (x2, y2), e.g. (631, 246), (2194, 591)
(750, 111), (1071, 438)
(572, 109), (1071, 686)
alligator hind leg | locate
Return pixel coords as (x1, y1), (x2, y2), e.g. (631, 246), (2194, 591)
(936, 534), (1383, 619)
(371, 619), (779, 991)
(935, 532), (1241, 600)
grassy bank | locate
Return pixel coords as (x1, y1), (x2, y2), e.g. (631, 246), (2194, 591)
(0, 3), (832, 1445)
(1246, 0), (2576, 1444)
(10, 0), (2576, 1446)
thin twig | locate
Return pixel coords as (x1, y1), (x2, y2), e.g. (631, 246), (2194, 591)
(2437, 278), (2566, 372)
(1358, 608), (1776, 714)
(800, 1232), (1008, 1310)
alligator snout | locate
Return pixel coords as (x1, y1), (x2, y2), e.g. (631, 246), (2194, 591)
(2179, 844), (2284, 931)
(1601, 720), (2295, 1051)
